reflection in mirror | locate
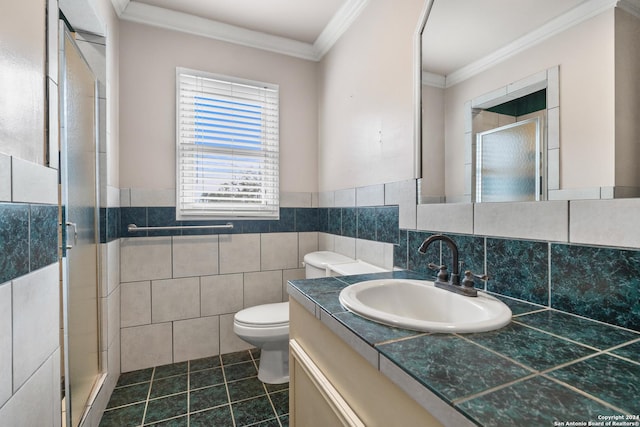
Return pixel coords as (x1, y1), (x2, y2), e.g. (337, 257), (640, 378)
(417, 0), (640, 204)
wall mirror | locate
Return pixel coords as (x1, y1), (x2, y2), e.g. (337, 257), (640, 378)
(416, 0), (640, 204)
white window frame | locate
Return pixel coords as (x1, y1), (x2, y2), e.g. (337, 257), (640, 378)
(176, 67), (279, 220)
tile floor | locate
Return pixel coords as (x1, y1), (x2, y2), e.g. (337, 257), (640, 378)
(99, 349), (289, 427)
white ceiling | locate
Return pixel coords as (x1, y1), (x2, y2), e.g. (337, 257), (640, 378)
(422, 0), (590, 76)
(60, 0), (635, 74)
(130, 0), (346, 44)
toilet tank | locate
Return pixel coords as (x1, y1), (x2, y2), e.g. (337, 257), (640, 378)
(303, 251), (354, 278)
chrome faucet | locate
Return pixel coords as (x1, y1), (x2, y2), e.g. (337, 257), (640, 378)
(418, 234), (485, 297)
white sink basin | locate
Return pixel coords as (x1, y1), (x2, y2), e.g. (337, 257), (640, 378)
(338, 279), (512, 333)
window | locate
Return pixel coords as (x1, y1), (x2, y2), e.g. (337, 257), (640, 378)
(176, 68), (279, 220)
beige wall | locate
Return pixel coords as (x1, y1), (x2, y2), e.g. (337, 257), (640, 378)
(440, 10), (615, 197)
(118, 21), (318, 194)
(318, 0), (424, 192)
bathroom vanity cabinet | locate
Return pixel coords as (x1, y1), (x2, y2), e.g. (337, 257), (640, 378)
(288, 299), (444, 427)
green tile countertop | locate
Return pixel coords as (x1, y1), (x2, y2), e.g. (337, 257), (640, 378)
(287, 271), (640, 427)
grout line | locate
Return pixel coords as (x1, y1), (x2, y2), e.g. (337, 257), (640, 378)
(219, 354), (237, 427)
(140, 367), (155, 425)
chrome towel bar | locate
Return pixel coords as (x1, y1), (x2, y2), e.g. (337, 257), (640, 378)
(127, 223), (234, 232)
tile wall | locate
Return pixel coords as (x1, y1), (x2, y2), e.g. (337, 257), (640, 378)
(112, 180), (640, 377)
(111, 190), (401, 373)
(0, 154), (62, 426)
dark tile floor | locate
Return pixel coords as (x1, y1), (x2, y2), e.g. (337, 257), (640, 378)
(99, 349), (289, 427)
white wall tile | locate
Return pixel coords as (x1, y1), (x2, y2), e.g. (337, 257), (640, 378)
(120, 188), (131, 207)
(130, 188), (175, 207)
(261, 233), (298, 270)
(0, 282), (12, 407)
(219, 234), (261, 274)
(244, 270), (283, 307)
(283, 269), (306, 302)
(121, 281), (150, 328)
(280, 192), (312, 207)
(151, 277), (200, 323)
(106, 239), (120, 295)
(570, 199), (640, 248)
(298, 232), (319, 266)
(318, 191), (334, 207)
(219, 314), (253, 354)
(0, 353), (57, 427)
(121, 323), (173, 372)
(355, 240), (394, 270)
(12, 265), (59, 390)
(0, 153), (10, 202)
(120, 237), (172, 282)
(335, 188), (356, 207)
(417, 203), (474, 234)
(11, 158), (58, 204)
(201, 274), (244, 316)
(106, 286), (120, 352)
(172, 235), (219, 278)
(356, 184), (384, 206)
(106, 185), (120, 208)
(173, 316), (219, 363)
(385, 179), (417, 230)
(474, 201), (569, 242)
(318, 233), (335, 251)
(334, 235), (356, 259)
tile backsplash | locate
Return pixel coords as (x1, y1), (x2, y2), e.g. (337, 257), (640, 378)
(396, 230), (640, 332)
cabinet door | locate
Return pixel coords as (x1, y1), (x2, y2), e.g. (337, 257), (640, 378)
(290, 339), (364, 427)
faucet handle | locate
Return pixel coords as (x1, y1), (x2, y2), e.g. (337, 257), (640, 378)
(461, 270), (489, 289)
(428, 263), (449, 283)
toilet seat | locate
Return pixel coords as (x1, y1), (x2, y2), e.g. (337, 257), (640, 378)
(234, 302), (289, 328)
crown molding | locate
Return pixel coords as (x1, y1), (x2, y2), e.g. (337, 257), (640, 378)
(422, 71), (446, 88)
(118, 0), (368, 61)
(445, 0), (620, 87)
(110, 0), (129, 16)
(313, 0), (369, 58)
(120, 2), (318, 60)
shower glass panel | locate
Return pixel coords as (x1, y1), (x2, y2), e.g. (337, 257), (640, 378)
(475, 118), (541, 203)
(60, 27), (100, 427)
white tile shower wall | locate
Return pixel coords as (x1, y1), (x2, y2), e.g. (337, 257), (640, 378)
(0, 282), (12, 407)
(119, 232), (319, 372)
(12, 265), (59, 391)
(0, 265), (61, 427)
(0, 351), (60, 427)
(11, 157), (58, 204)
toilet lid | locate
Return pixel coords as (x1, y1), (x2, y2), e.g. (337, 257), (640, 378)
(235, 302), (289, 327)
(303, 251), (354, 268)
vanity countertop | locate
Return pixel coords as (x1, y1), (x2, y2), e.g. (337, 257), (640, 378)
(287, 271), (640, 426)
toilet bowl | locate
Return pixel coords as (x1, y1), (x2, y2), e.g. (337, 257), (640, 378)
(233, 251), (387, 384)
(233, 302), (289, 384)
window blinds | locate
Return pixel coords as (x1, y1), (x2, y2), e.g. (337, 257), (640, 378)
(176, 68), (279, 219)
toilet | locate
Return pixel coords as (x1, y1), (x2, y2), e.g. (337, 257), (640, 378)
(233, 251), (381, 384)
